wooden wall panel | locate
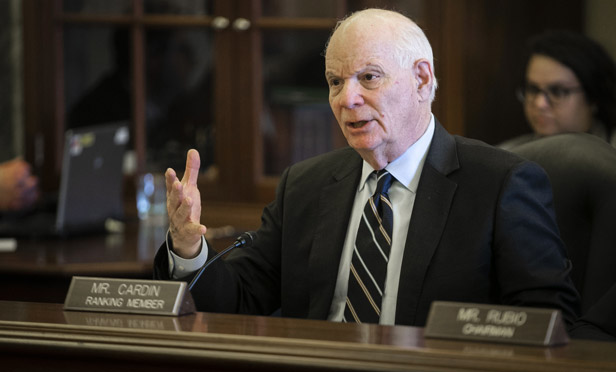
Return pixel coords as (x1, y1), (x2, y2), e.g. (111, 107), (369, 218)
(424, 0), (583, 145)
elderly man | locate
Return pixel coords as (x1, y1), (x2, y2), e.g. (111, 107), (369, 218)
(154, 8), (580, 327)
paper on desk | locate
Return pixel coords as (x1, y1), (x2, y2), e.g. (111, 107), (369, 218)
(0, 238), (17, 252)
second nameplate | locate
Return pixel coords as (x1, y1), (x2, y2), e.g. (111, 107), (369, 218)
(424, 301), (569, 346)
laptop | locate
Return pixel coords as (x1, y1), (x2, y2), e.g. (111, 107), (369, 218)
(0, 122), (130, 237)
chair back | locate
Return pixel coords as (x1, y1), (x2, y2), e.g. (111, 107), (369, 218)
(509, 133), (616, 313)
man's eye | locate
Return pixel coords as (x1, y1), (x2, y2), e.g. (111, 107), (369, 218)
(329, 79), (341, 87)
(364, 73), (378, 81)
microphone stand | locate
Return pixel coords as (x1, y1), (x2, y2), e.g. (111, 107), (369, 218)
(187, 231), (256, 291)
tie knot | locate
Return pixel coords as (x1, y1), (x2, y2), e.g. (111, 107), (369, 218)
(375, 170), (394, 196)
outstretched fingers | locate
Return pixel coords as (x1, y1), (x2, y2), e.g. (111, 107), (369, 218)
(165, 167), (177, 197)
(165, 168), (183, 215)
(182, 149), (201, 187)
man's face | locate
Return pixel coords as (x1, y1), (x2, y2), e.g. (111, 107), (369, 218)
(524, 54), (594, 136)
(325, 22), (427, 162)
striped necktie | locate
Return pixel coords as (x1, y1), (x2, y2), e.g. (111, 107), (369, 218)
(344, 169), (394, 324)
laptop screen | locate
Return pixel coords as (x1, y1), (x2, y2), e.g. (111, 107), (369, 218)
(56, 122), (130, 234)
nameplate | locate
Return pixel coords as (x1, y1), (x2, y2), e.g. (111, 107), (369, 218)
(424, 301), (569, 346)
(64, 276), (195, 316)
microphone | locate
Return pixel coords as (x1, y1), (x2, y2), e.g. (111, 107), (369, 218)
(188, 231), (257, 291)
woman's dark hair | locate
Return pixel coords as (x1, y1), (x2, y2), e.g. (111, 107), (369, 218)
(525, 30), (616, 133)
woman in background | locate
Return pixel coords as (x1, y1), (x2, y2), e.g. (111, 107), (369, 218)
(500, 30), (616, 149)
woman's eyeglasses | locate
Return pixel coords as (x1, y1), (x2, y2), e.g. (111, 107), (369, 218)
(516, 83), (584, 106)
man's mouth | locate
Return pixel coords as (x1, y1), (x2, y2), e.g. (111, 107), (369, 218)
(349, 120), (370, 128)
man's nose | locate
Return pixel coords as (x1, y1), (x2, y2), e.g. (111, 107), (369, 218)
(338, 81), (364, 108)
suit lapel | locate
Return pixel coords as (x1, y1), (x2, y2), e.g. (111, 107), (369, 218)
(395, 120), (459, 325)
(308, 149), (362, 319)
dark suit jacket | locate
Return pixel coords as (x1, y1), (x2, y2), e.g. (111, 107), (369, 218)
(154, 120), (580, 327)
(570, 283), (616, 341)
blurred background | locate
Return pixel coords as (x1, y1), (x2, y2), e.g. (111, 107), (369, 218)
(1, 0), (614, 223)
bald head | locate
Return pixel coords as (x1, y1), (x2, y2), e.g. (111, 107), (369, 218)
(326, 9), (437, 101)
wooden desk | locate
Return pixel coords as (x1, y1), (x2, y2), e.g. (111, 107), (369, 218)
(0, 301), (614, 372)
(0, 212), (257, 303)
(0, 222), (164, 303)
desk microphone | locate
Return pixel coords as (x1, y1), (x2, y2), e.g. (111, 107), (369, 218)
(188, 231), (257, 291)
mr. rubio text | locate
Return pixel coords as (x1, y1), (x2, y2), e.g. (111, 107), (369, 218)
(456, 307), (528, 338)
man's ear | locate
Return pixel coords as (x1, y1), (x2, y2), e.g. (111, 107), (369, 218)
(413, 59), (433, 101)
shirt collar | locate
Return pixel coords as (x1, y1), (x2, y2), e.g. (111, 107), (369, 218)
(359, 114), (435, 193)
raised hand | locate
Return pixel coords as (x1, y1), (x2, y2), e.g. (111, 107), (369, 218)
(165, 149), (207, 258)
